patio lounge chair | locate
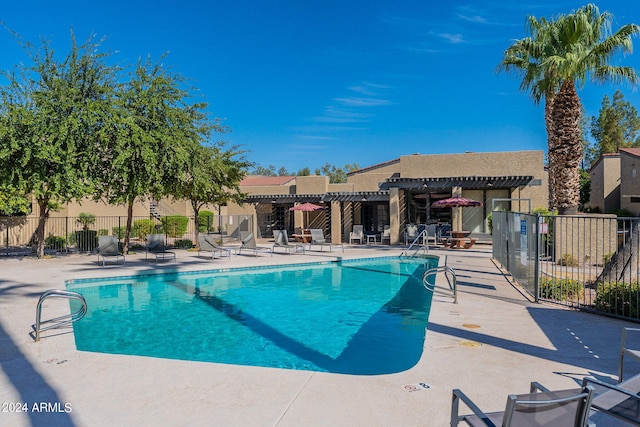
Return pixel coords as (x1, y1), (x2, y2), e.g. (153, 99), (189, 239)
(197, 235), (233, 260)
(451, 381), (594, 426)
(349, 225), (364, 244)
(272, 230), (305, 255)
(96, 235), (125, 266)
(145, 234), (176, 263)
(309, 229), (344, 252)
(381, 225), (391, 244)
(238, 231), (272, 257)
(404, 224), (423, 245)
(582, 327), (640, 425)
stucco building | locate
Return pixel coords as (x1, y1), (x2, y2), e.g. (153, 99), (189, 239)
(229, 150), (548, 245)
(588, 148), (640, 215)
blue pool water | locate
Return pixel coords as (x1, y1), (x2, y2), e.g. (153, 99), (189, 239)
(66, 256), (437, 375)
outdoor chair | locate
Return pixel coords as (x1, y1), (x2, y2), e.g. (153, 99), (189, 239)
(272, 230), (305, 255)
(197, 235), (233, 260)
(238, 231), (272, 257)
(309, 229), (344, 252)
(349, 225), (364, 244)
(145, 234), (176, 263)
(582, 327), (640, 425)
(404, 224), (422, 245)
(425, 224), (438, 246)
(96, 235), (125, 267)
(451, 382), (594, 426)
(381, 225), (391, 244)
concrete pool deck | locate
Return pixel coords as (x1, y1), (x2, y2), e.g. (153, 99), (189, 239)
(0, 242), (636, 426)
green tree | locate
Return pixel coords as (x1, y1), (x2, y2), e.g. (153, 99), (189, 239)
(95, 55), (199, 253)
(296, 167), (311, 176)
(0, 186), (30, 216)
(314, 163), (359, 183)
(590, 90), (640, 156)
(252, 165), (278, 176)
(0, 33), (117, 256)
(172, 139), (251, 246)
(500, 4), (639, 214)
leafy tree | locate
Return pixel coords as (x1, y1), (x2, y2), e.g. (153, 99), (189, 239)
(0, 33), (117, 256)
(314, 163), (359, 183)
(252, 165), (278, 176)
(590, 90), (640, 156)
(296, 167), (311, 176)
(579, 169), (591, 207)
(0, 186), (30, 216)
(499, 4), (639, 214)
(172, 140), (251, 246)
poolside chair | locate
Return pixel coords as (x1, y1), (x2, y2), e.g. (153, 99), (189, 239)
(381, 225), (391, 244)
(582, 327), (640, 425)
(451, 382), (594, 426)
(238, 231), (272, 257)
(197, 235), (233, 260)
(309, 229), (344, 252)
(96, 235), (125, 267)
(425, 224), (438, 246)
(404, 224), (421, 245)
(272, 230), (305, 255)
(145, 233), (176, 263)
(349, 225), (364, 244)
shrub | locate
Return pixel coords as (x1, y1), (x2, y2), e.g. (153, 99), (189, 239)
(45, 235), (66, 249)
(596, 281), (640, 318)
(133, 219), (158, 240)
(558, 253), (578, 267)
(539, 277), (584, 301)
(112, 226), (126, 239)
(98, 229), (109, 236)
(198, 210), (215, 233)
(161, 215), (189, 238)
(174, 239), (194, 249)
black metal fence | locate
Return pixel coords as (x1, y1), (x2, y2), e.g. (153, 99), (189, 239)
(0, 214), (254, 256)
(493, 211), (640, 322)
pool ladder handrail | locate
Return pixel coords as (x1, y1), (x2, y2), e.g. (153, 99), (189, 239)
(423, 266), (457, 303)
(34, 290), (87, 342)
(401, 230), (429, 257)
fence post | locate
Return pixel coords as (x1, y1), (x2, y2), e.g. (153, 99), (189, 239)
(533, 214), (540, 303)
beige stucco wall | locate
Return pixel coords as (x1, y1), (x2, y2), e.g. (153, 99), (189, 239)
(347, 160), (401, 192)
(295, 175), (328, 194)
(554, 214), (618, 267)
(620, 151), (640, 215)
(588, 155), (621, 213)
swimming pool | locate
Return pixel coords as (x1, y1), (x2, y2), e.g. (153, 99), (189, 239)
(66, 256), (437, 375)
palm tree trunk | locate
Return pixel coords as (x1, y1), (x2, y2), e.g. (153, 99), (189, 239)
(550, 81), (582, 215)
(544, 94), (556, 211)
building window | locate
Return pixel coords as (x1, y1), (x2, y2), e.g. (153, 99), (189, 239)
(631, 197), (640, 204)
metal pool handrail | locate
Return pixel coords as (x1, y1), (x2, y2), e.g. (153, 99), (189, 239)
(34, 289), (87, 342)
(423, 266), (457, 303)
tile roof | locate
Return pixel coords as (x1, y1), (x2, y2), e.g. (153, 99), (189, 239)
(240, 176), (296, 186)
(620, 148), (640, 158)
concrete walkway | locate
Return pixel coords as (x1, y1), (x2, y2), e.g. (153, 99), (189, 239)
(0, 243), (635, 426)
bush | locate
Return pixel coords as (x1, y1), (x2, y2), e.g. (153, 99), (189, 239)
(174, 239), (194, 249)
(112, 226), (126, 239)
(161, 215), (189, 238)
(45, 235), (66, 249)
(198, 210), (215, 233)
(558, 253), (578, 266)
(98, 229), (109, 236)
(596, 281), (640, 317)
(539, 277), (584, 301)
(133, 219), (158, 240)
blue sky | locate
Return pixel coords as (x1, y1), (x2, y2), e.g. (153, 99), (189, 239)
(2, 1), (640, 173)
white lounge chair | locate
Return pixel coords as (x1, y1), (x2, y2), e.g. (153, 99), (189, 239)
(309, 229), (344, 252)
(272, 230), (305, 255)
(349, 225), (364, 244)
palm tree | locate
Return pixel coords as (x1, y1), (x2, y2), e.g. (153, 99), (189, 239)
(498, 14), (565, 209)
(499, 4), (639, 214)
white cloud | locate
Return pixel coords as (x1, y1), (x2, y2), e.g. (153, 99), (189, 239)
(334, 97), (392, 107)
